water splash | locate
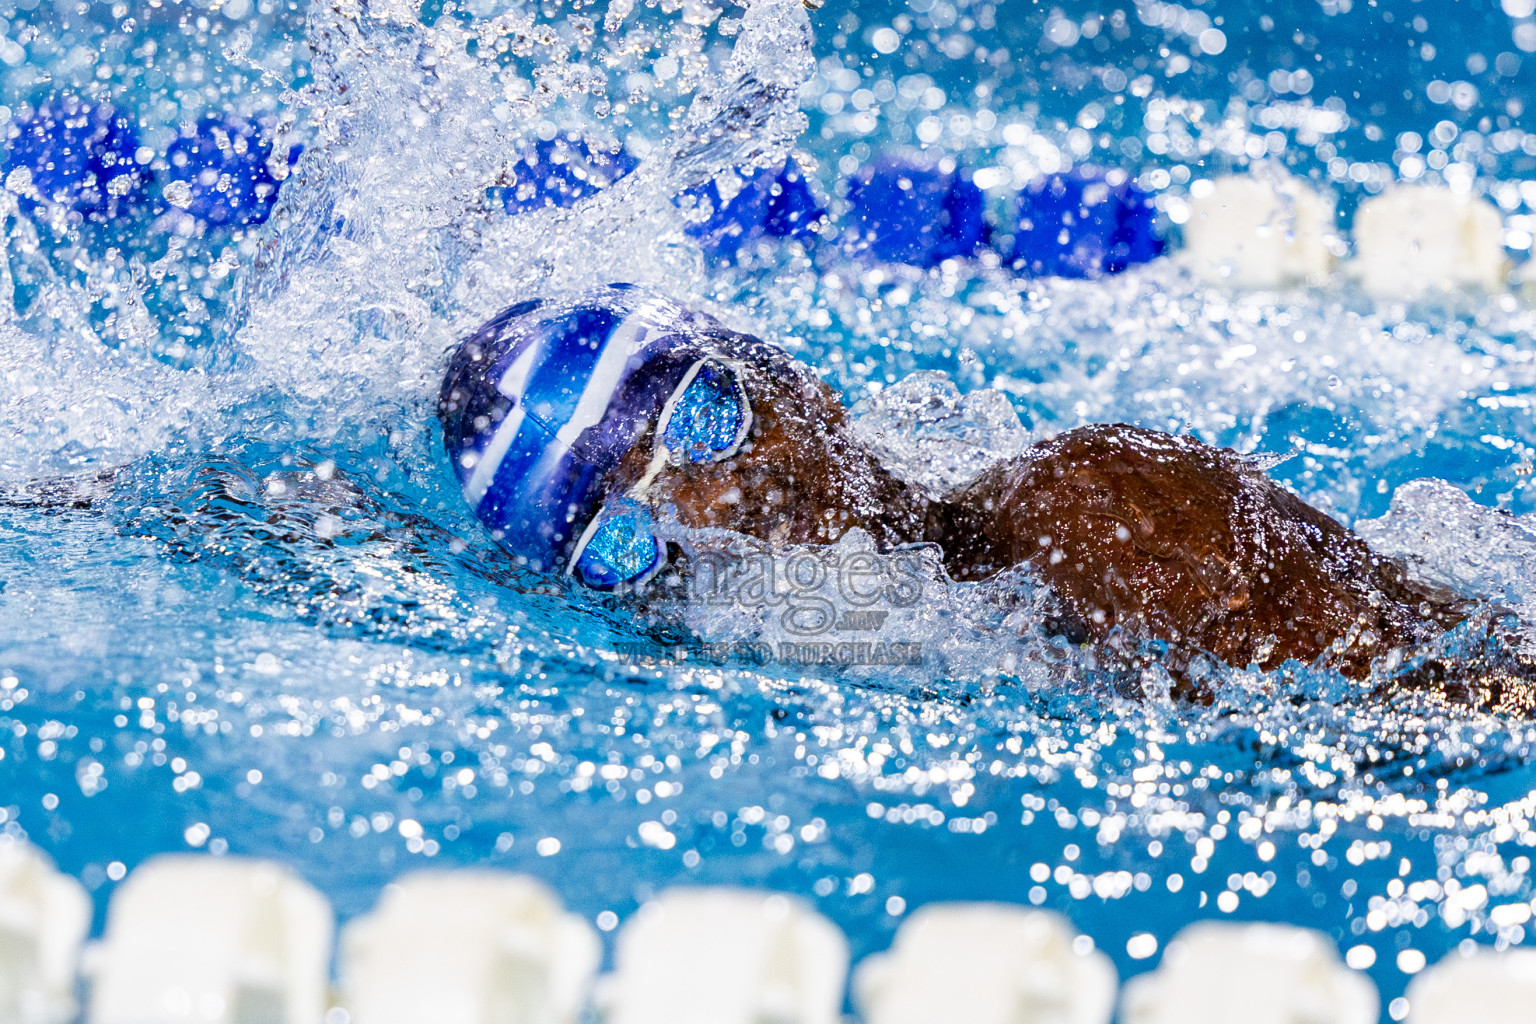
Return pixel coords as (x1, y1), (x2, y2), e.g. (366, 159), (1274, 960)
(848, 371), (1032, 499)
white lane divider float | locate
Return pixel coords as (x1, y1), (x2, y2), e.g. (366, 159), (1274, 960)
(854, 902), (1116, 1024)
(1407, 947), (1536, 1023)
(85, 855), (332, 1024)
(1121, 921), (1378, 1024)
(0, 839), (91, 1024)
(1350, 185), (1509, 299)
(340, 870), (599, 1024)
(596, 887), (847, 1024)
(12, 838), (1536, 1022)
(1161, 173), (1529, 305)
(1516, 259), (1536, 306)
(1181, 173), (1338, 289)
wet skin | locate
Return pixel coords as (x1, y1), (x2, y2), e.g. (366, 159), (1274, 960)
(609, 331), (926, 551)
(934, 424), (1456, 679)
(611, 339), (1498, 692)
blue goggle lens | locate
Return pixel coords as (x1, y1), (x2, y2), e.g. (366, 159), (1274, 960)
(573, 505), (664, 590)
(661, 360), (751, 464)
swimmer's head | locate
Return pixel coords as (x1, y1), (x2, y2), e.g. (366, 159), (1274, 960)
(439, 286), (918, 590)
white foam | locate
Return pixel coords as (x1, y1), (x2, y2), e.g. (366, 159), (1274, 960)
(1406, 947), (1536, 1023)
(854, 903), (1116, 1024)
(340, 870), (598, 1024)
(1120, 922), (1376, 1024)
(87, 856), (332, 1024)
(0, 839), (91, 1024)
(598, 888), (847, 1024)
(1181, 173), (1337, 288)
(1350, 185), (1509, 298)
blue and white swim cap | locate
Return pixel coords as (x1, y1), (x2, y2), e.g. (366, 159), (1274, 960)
(438, 285), (754, 588)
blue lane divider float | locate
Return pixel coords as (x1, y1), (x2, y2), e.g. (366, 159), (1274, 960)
(163, 117), (297, 228)
(494, 135), (828, 263)
(2, 95), (145, 219)
(843, 155), (988, 269)
(1, 96), (304, 230)
(1010, 167), (1165, 278)
(680, 158), (828, 260)
(500, 135), (637, 214)
(489, 137), (1164, 280)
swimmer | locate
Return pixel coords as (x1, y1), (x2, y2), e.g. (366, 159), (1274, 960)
(440, 285), (1510, 701)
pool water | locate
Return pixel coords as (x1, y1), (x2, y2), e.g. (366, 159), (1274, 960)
(3, 0), (1536, 1017)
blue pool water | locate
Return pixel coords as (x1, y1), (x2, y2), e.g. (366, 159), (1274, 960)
(3, 0), (1536, 1017)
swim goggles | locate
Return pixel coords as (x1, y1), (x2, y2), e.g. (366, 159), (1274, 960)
(567, 356), (753, 589)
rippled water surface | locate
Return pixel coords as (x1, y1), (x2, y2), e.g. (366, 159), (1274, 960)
(5, 0), (1536, 1016)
